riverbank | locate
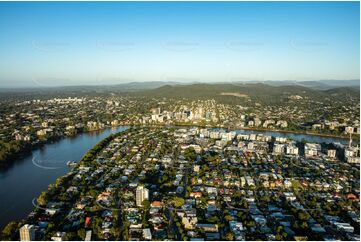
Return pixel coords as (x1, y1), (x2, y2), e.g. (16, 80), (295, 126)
(225, 126), (359, 141)
(0, 126), (126, 171)
(0, 122), (358, 171)
(0, 136), (63, 170)
(0, 126), (129, 231)
(128, 122), (359, 141)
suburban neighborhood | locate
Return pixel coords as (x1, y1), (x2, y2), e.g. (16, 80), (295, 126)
(4, 127), (359, 241)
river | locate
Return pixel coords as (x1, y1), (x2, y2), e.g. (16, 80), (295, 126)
(0, 125), (355, 229)
(0, 126), (129, 229)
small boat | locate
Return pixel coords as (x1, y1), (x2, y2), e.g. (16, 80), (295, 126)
(67, 160), (77, 166)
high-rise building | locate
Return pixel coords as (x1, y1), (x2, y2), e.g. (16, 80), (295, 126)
(273, 143), (285, 154)
(327, 149), (336, 158)
(136, 185), (149, 206)
(20, 224), (36, 241)
(304, 143), (321, 157)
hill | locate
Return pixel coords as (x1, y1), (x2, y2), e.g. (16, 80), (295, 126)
(134, 83), (359, 105)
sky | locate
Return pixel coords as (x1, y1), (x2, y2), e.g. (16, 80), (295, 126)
(0, 1), (359, 87)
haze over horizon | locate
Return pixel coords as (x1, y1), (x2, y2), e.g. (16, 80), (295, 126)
(0, 1), (359, 87)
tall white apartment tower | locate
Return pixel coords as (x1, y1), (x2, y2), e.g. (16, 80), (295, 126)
(136, 185), (149, 206)
(19, 224), (36, 241)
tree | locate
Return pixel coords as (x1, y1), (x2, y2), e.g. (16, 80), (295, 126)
(77, 228), (86, 240)
(171, 197), (185, 208)
(184, 148), (196, 162)
(246, 220), (255, 228)
(236, 211), (244, 218)
(300, 221), (308, 230)
(233, 190), (242, 199)
(46, 222), (55, 233)
(225, 232), (234, 241)
(275, 234), (282, 241)
(65, 231), (77, 240)
(297, 210), (310, 221)
(1, 221), (18, 240)
(141, 200), (150, 209)
(207, 216), (219, 223)
(37, 191), (48, 206)
(224, 215), (233, 222)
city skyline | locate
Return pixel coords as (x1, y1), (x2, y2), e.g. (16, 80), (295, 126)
(0, 1), (359, 87)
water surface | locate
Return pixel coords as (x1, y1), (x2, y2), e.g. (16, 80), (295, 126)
(0, 126), (128, 229)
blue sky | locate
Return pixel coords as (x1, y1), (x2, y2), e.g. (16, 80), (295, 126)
(0, 1), (359, 87)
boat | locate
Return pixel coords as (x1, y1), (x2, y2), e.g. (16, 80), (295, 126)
(67, 160), (77, 166)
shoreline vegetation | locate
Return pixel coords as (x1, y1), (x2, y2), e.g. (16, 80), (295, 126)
(0, 122), (358, 170)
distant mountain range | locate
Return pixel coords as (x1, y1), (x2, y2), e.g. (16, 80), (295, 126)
(110, 79), (360, 91)
(0, 79), (359, 92)
(0, 81), (179, 93)
(133, 82), (359, 104)
(248, 79), (359, 90)
(0, 80), (359, 104)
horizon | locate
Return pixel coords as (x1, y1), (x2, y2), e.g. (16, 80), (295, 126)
(0, 79), (359, 90)
(0, 1), (360, 87)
